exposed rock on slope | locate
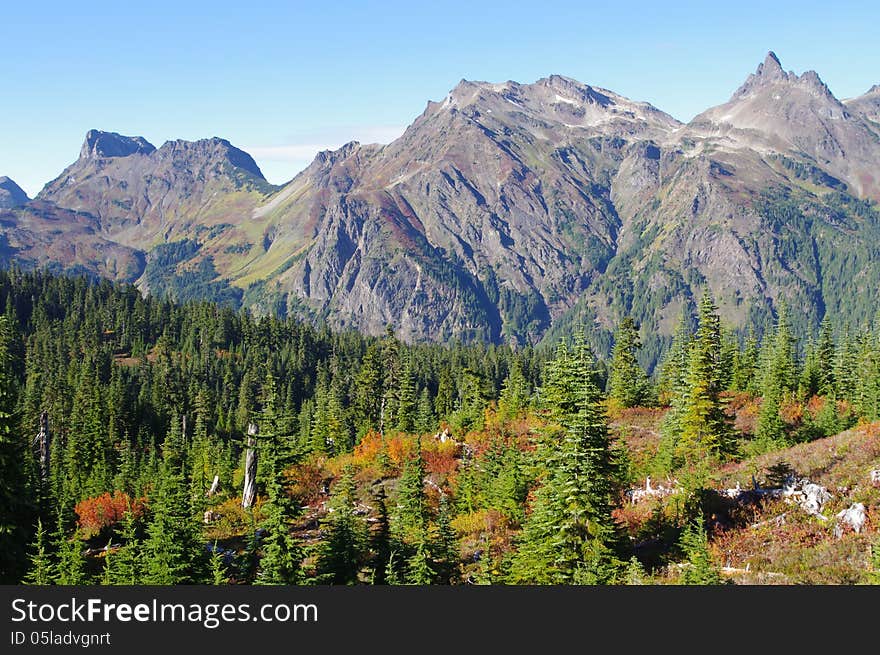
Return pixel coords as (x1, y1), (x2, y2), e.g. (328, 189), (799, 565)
(0, 201), (144, 281)
(690, 52), (880, 199)
(39, 130), (274, 246)
(0, 177), (28, 209)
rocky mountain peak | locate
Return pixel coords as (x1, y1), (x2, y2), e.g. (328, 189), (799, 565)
(757, 50), (786, 81)
(732, 51), (836, 102)
(314, 141), (361, 168)
(844, 84), (880, 123)
(79, 130), (156, 160)
(536, 74), (614, 108)
(0, 176), (29, 208)
(732, 51), (791, 96)
(798, 69), (836, 98)
(155, 137), (266, 180)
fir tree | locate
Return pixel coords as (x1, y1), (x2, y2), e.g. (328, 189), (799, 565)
(679, 520), (721, 585)
(657, 308), (693, 405)
(434, 368), (456, 420)
(607, 316), (651, 408)
(854, 329), (880, 420)
(406, 538), (434, 585)
(662, 294), (733, 466)
(106, 507), (142, 585)
(453, 370), (488, 432)
(380, 326), (401, 431)
(393, 439), (428, 545)
(22, 519), (53, 585)
(799, 338), (822, 399)
(510, 333), (624, 584)
(209, 542), (228, 585)
(415, 387), (435, 434)
(755, 305), (799, 448)
(834, 328), (858, 402)
(353, 344), (383, 434)
(624, 556), (646, 585)
(315, 468), (368, 584)
(498, 357), (531, 420)
(395, 354), (418, 433)
(731, 329), (759, 393)
(369, 486), (392, 585)
(54, 519), (88, 585)
(384, 551), (403, 585)
(432, 494), (460, 584)
(815, 316), (836, 396)
(254, 372), (302, 585)
(142, 418), (208, 584)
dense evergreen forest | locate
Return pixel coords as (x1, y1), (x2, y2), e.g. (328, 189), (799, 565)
(1, 268), (880, 585)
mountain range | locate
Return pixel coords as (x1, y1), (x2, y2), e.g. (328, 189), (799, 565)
(2, 52), (880, 364)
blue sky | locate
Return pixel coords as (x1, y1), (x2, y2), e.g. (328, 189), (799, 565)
(2, 0), (878, 196)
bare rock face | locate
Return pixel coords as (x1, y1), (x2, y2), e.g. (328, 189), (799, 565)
(39, 131), (273, 246)
(0, 177), (28, 209)
(689, 51), (880, 200)
(834, 503), (866, 537)
(845, 84), (880, 124)
(79, 129), (156, 159)
(241, 74), (682, 345)
(780, 476), (832, 519)
(0, 201), (145, 281)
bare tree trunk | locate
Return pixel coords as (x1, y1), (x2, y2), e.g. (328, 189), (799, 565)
(207, 474), (220, 497)
(242, 422), (258, 508)
(37, 411), (50, 482)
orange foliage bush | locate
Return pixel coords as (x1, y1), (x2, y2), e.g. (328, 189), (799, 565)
(75, 491), (145, 539)
(805, 395), (826, 417)
(351, 430), (384, 468)
(733, 396), (761, 435)
(288, 461), (329, 504)
(385, 435), (415, 467)
(723, 391), (757, 412)
(780, 398), (804, 425)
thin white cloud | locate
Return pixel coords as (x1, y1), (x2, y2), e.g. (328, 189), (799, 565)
(246, 125), (406, 163)
(247, 144), (338, 161)
(244, 124), (407, 186)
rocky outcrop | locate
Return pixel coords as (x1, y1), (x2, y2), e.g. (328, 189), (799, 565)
(689, 51), (880, 200)
(844, 84), (880, 124)
(79, 129), (156, 159)
(834, 503), (866, 537)
(0, 201), (145, 281)
(38, 131), (274, 246)
(0, 177), (28, 209)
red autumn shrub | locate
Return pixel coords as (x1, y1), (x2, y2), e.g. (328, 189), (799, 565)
(422, 446), (458, 479)
(75, 491), (145, 539)
(288, 461), (328, 504)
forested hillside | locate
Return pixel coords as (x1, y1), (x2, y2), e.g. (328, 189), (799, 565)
(1, 269), (880, 585)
